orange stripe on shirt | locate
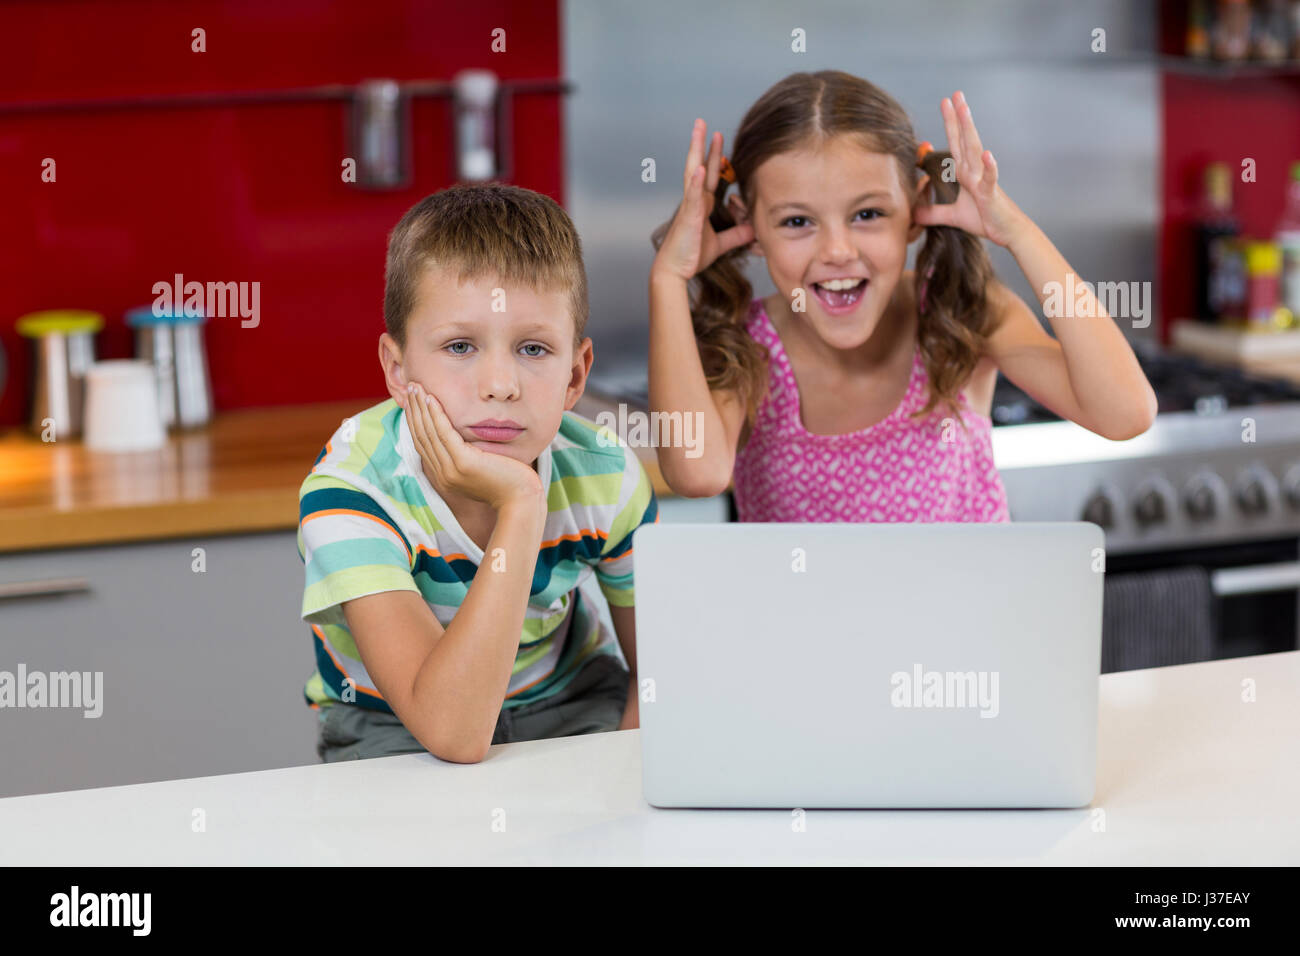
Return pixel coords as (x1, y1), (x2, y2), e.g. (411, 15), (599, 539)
(310, 439), (334, 473)
(302, 509), (412, 565)
(504, 659), (560, 699)
(540, 528), (607, 550)
(312, 624), (386, 702)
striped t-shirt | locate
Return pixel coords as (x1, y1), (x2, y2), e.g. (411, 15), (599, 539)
(297, 397), (658, 714)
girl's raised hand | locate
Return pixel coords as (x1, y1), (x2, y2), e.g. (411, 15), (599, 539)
(651, 119), (756, 282)
(404, 382), (545, 517)
(913, 91), (1026, 248)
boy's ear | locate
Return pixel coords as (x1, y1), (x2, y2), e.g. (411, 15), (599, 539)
(379, 333), (409, 409)
(564, 337), (595, 410)
(726, 193), (762, 257)
(907, 174), (931, 243)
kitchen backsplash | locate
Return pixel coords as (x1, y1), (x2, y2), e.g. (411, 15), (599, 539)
(0, 0), (563, 427)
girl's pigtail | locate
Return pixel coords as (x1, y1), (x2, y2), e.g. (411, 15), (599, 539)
(913, 146), (996, 428)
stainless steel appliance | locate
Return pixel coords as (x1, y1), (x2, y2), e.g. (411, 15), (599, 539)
(992, 345), (1300, 666)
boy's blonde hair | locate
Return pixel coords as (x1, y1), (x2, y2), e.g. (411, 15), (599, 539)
(384, 182), (589, 350)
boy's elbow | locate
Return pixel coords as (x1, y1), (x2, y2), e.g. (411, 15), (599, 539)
(410, 699), (493, 763)
(432, 740), (490, 764)
(424, 725), (492, 764)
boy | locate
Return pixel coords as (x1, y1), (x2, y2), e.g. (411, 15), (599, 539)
(298, 183), (657, 764)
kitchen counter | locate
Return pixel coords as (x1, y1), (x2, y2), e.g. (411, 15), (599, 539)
(1, 651), (1295, 865)
(0, 397), (675, 554)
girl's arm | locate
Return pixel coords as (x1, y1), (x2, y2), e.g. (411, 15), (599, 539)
(648, 119), (755, 497)
(988, 223), (1157, 440)
(915, 91), (1157, 441)
(649, 270), (748, 497)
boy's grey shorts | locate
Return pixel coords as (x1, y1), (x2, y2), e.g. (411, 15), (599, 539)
(315, 651), (629, 762)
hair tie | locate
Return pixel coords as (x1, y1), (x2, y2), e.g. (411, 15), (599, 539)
(916, 141), (960, 205)
(917, 262), (936, 314)
(709, 156), (738, 233)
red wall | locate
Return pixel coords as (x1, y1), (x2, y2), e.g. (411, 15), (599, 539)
(0, 0), (563, 427)
(1158, 1), (1300, 341)
(1160, 72), (1300, 340)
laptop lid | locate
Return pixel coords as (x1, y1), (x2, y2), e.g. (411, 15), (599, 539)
(633, 522), (1103, 809)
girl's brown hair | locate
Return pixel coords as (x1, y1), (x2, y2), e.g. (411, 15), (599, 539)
(653, 70), (996, 439)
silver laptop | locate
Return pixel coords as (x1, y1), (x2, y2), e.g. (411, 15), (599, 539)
(632, 522), (1103, 809)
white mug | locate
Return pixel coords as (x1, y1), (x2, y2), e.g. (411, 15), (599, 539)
(83, 360), (166, 452)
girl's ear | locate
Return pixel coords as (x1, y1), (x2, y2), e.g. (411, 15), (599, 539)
(726, 193), (764, 257)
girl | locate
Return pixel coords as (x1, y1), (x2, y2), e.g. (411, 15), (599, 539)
(648, 70), (1157, 522)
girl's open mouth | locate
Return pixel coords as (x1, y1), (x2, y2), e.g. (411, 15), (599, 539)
(811, 278), (868, 314)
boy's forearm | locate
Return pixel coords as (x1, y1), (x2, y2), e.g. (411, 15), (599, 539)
(617, 674), (639, 730)
(648, 272), (732, 495)
(610, 602), (639, 730)
(409, 496), (545, 761)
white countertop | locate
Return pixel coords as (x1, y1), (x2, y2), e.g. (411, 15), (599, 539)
(2, 651), (1297, 865)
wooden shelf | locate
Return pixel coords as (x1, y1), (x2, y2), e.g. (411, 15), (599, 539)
(0, 399), (675, 554)
(1158, 55), (1300, 78)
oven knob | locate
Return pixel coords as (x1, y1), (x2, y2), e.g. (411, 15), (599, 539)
(1185, 483), (1216, 520)
(1237, 478), (1269, 515)
(1081, 490), (1116, 528)
(1233, 465), (1279, 517)
(1283, 464), (1300, 510)
(1182, 470), (1226, 522)
(1134, 487), (1168, 526)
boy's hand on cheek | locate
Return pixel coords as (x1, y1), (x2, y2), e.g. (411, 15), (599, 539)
(405, 382), (546, 519)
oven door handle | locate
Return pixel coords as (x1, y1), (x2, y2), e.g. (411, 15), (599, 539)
(1210, 562), (1300, 597)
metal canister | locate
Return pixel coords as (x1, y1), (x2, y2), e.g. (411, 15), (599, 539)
(350, 79), (411, 189)
(126, 304), (213, 428)
(16, 310), (103, 439)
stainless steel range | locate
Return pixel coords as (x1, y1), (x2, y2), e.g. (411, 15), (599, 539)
(992, 346), (1300, 554)
(992, 344), (1300, 664)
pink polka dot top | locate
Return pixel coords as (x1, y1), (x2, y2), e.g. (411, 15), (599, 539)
(731, 298), (1011, 524)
